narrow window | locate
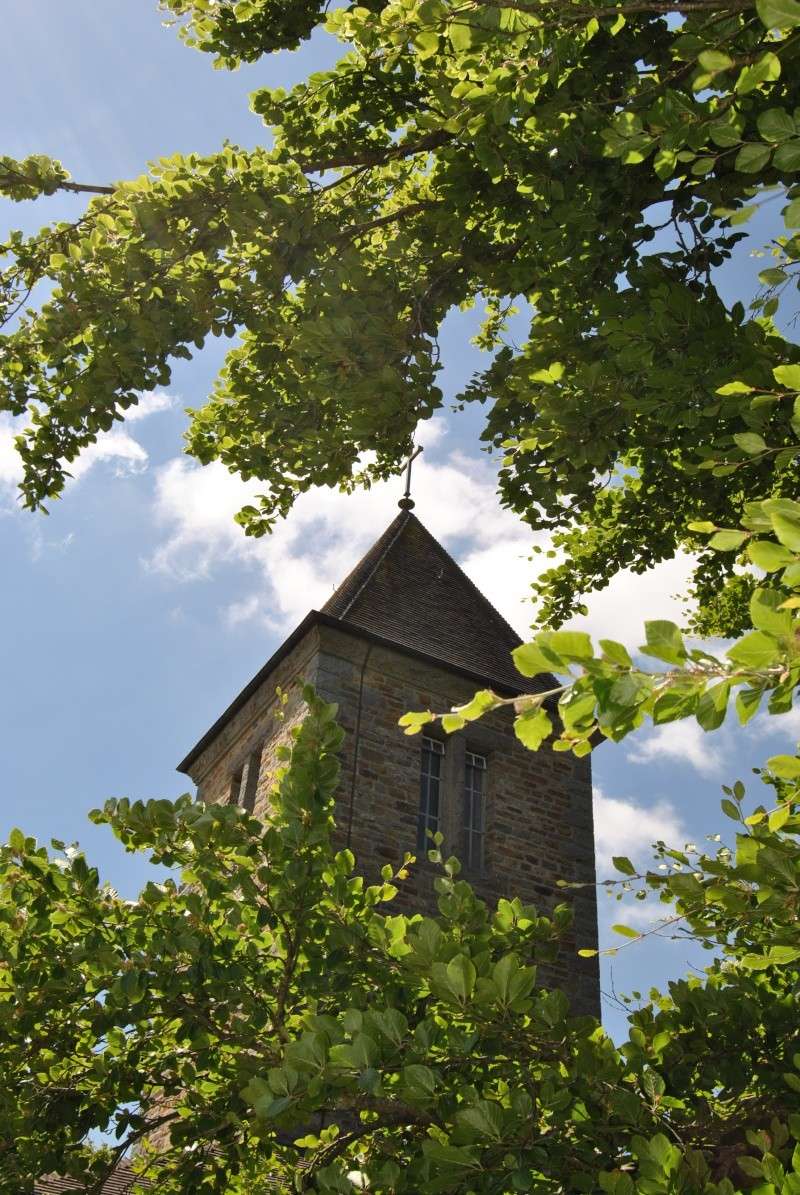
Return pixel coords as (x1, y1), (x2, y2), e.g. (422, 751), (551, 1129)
(241, 749), (261, 814)
(228, 767), (243, 806)
(227, 749), (261, 811)
(417, 737), (444, 853)
(464, 750), (487, 871)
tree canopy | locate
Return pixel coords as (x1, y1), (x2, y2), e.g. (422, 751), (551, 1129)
(1, 0), (799, 634)
(5, 690), (800, 1195)
(5, 5), (800, 1192)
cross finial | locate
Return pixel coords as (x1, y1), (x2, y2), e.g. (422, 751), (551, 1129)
(398, 444), (423, 511)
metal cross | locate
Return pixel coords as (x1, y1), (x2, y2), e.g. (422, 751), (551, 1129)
(398, 444), (423, 511)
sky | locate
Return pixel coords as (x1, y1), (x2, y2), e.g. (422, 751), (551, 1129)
(2, 2), (797, 1041)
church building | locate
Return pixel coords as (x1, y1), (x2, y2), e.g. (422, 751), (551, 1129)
(177, 506), (600, 1017)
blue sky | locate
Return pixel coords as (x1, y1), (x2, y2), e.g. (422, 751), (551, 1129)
(2, 2), (796, 1040)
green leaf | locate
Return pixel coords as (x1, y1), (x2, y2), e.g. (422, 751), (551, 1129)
(8, 827), (25, 853)
(398, 710), (434, 735)
(448, 21), (473, 51)
(747, 539), (796, 571)
(734, 142), (772, 171)
(445, 954), (476, 1002)
(769, 804), (791, 831)
(640, 620), (687, 665)
(612, 923), (639, 939)
(727, 630), (782, 669)
(402, 1064), (436, 1100)
(721, 798), (741, 820)
(733, 432), (767, 455)
(543, 630), (594, 662)
(698, 50), (733, 72)
(513, 641), (560, 676)
(696, 681), (731, 731)
(715, 382), (753, 396)
(452, 690), (499, 722)
(750, 588), (793, 638)
(422, 1141), (480, 1170)
(785, 198), (800, 227)
(774, 364), (800, 390)
(413, 29), (440, 57)
(771, 511), (800, 551)
(774, 140), (800, 170)
(757, 108), (796, 142)
(755, 0), (798, 26)
(767, 754), (800, 778)
(612, 855), (637, 876)
(599, 639), (633, 668)
(708, 122), (742, 148)
(736, 687), (764, 725)
(709, 529), (748, 549)
(456, 1100), (505, 1141)
(735, 52), (781, 95)
(514, 707), (552, 750)
(759, 267), (788, 285)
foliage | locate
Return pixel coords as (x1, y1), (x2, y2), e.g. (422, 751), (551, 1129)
(401, 483), (800, 754)
(4, 689), (800, 1195)
(0, 0), (798, 632)
(5, 9), (800, 1191)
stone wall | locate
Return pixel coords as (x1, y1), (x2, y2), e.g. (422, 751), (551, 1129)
(183, 620), (599, 1017)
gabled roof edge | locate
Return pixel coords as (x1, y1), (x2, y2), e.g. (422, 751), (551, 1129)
(176, 609), (544, 777)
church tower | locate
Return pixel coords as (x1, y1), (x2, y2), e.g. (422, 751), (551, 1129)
(177, 509), (599, 1016)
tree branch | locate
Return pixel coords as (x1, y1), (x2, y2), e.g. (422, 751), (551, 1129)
(299, 130), (452, 176)
(58, 180), (115, 196)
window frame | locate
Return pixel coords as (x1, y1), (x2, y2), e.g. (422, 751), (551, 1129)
(463, 748), (487, 873)
(416, 735), (445, 854)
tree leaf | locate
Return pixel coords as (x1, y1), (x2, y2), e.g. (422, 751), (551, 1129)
(735, 51), (781, 94)
(774, 364), (800, 390)
(760, 0), (800, 27)
(696, 681), (731, 731)
(734, 143), (772, 171)
(640, 620), (687, 665)
(747, 540), (796, 571)
(727, 630), (782, 668)
(733, 432), (767, 455)
(757, 108), (796, 142)
(767, 754), (800, 778)
(514, 707), (552, 750)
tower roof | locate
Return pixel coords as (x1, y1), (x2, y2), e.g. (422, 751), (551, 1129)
(177, 509), (549, 774)
(322, 510), (546, 697)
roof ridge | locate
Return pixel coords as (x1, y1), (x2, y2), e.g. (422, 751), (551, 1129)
(409, 517), (525, 648)
(334, 511), (412, 620)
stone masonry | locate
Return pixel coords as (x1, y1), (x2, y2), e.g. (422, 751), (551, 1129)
(179, 616), (599, 1017)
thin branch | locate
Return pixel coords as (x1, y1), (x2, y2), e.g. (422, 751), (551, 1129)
(338, 200), (432, 239)
(58, 180), (115, 196)
(299, 130), (452, 176)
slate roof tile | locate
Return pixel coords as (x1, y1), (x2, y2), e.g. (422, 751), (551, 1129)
(321, 511), (549, 697)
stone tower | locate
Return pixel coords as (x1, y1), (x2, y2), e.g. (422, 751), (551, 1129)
(177, 510), (599, 1016)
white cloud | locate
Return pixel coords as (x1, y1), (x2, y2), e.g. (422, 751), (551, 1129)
(120, 390), (175, 422)
(593, 786), (687, 933)
(567, 552), (696, 650)
(0, 391), (177, 510)
(65, 429), (148, 481)
(0, 417), (23, 496)
(593, 786), (686, 875)
(146, 432), (544, 633)
(748, 705), (800, 744)
(627, 719), (723, 777)
(146, 429), (703, 652)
